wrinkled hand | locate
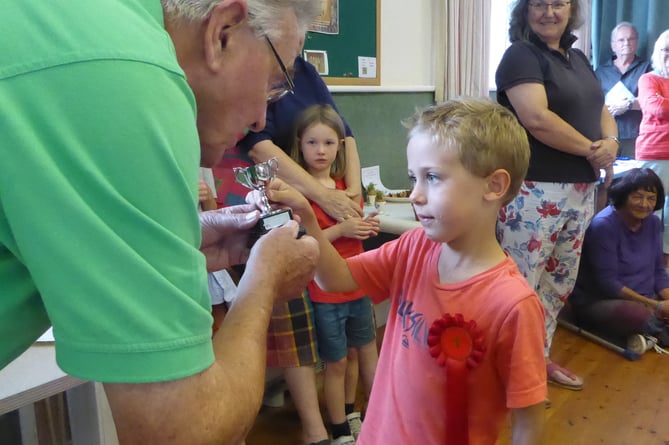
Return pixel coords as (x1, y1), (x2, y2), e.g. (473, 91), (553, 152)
(243, 220), (319, 302)
(587, 139), (617, 170)
(318, 188), (363, 223)
(199, 204), (260, 271)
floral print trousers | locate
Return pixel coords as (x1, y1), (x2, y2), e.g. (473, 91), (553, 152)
(497, 181), (595, 356)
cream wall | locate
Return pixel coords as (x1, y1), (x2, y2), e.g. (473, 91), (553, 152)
(379, 0), (434, 87)
(329, 1), (437, 187)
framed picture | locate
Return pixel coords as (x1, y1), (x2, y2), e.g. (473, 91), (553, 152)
(303, 50), (329, 75)
(309, 0), (339, 34)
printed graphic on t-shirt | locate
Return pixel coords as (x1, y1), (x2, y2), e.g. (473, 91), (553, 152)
(397, 291), (428, 350)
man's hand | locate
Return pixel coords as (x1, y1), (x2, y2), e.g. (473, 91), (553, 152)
(317, 188), (363, 222)
(244, 220), (319, 302)
(199, 205), (260, 271)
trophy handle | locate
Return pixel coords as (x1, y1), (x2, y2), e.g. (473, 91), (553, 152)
(267, 157), (279, 175)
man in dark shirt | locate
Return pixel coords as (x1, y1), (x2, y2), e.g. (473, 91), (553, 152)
(596, 22), (652, 159)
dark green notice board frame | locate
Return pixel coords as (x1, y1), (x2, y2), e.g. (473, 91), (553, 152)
(303, 0), (380, 86)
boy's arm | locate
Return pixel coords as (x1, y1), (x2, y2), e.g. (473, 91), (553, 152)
(510, 403), (544, 445)
(267, 179), (359, 294)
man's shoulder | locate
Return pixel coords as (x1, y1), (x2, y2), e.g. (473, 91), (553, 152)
(0, 1), (180, 80)
(595, 58), (616, 73)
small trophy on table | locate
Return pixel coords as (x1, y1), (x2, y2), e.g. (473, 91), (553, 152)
(233, 157), (301, 245)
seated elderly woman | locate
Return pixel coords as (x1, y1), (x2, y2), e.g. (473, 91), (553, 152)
(569, 168), (669, 353)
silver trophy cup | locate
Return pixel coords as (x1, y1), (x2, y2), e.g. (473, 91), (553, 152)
(233, 158), (294, 244)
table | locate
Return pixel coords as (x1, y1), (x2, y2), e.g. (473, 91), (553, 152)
(365, 201), (420, 235)
(0, 345), (83, 416)
(612, 158), (638, 179)
(0, 345), (118, 444)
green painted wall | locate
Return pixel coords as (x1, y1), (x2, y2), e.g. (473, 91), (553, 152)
(332, 92), (434, 190)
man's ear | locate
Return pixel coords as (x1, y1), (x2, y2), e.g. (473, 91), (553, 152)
(203, 0), (247, 71)
(485, 169), (511, 202)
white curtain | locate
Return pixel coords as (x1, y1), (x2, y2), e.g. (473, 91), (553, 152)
(572, 0), (592, 60)
(433, 0), (492, 102)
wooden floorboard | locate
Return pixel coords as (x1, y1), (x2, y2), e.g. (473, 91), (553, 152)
(247, 326), (669, 445)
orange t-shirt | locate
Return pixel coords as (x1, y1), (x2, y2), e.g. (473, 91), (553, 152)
(349, 229), (547, 445)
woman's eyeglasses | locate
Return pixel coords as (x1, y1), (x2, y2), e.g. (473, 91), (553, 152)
(528, 1), (571, 12)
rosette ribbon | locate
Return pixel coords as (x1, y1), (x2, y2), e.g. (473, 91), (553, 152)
(427, 313), (486, 445)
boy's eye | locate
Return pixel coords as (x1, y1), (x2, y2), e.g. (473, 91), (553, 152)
(408, 175), (417, 185)
(426, 173), (439, 183)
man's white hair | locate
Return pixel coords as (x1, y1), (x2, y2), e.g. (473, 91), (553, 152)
(161, 0), (319, 38)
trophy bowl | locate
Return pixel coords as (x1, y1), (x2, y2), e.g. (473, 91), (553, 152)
(233, 158), (296, 245)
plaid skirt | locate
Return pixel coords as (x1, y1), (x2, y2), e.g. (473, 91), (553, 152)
(266, 291), (320, 368)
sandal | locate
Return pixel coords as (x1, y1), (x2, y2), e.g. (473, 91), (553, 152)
(546, 362), (583, 391)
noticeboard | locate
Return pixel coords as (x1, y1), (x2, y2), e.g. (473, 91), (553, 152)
(303, 0), (380, 86)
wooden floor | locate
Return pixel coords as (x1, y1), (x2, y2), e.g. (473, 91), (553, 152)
(246, 325), (669, 445)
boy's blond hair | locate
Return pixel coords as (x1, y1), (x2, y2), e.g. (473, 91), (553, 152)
(404, 97), (529, 205)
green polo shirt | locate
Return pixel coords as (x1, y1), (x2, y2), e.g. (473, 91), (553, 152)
(0, 0), (215, 382)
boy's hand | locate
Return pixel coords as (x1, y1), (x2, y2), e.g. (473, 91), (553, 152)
(263, 178), (311, 214)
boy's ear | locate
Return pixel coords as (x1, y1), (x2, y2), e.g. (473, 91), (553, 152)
(203, 0), (247, 71)
(484, 169), (511, 201)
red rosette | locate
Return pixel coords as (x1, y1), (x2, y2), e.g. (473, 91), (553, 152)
(427, 313), (486, 445)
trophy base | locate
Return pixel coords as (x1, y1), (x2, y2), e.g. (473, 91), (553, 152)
(249, 208), (305, 246)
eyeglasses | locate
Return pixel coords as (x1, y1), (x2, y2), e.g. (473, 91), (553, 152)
(528, 1), (571, 12)
(265, 36), (295, 104)
(614, 37), (638, 44)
